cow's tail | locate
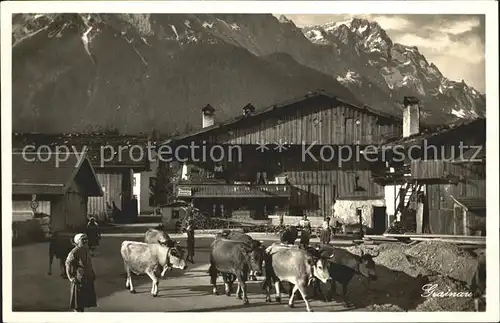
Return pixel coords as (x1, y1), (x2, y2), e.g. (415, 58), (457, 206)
(207, 252), (215, 274)
(47, 239), (55, 275)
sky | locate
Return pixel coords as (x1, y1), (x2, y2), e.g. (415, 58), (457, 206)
(277, 14), (485, 92)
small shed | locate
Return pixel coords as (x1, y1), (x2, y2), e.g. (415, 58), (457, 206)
(12, 133), (150, 223)
(158, 200), (190, 231)
(12, 151), (103, 238)
(450, 195), (486, 236)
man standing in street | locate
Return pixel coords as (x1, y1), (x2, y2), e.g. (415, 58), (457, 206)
(186, 215), (195, 264)
(86, 217), (100, 256)
(298, 215), (312, 247)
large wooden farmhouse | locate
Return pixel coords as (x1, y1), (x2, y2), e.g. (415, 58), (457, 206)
(161, 90), (411, 229)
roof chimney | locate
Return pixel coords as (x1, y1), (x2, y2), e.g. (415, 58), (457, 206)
(402, 96), (420, 138)
(242, 103), (255, 117)
(202, 104), (215, 128)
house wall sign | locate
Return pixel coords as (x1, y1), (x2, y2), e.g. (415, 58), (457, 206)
(30, 194), (38, 212)
(178, 188), (192, 197)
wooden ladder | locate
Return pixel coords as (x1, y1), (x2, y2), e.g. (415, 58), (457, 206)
(395, 182), (422, 219)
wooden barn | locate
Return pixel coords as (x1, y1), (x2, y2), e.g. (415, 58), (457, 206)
(12, 133), (150, 223)
(371, 98), (486, 236)
(160, 90), (405, 229)
(12, 151), (103, 239)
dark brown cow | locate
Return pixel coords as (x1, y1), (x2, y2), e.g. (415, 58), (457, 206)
(313, 244), (379, 306)
(48, 232), (74, 278)
(222, 231), (264, 281)
(279, 226), (299, 245)
(209, 238), (264, 305)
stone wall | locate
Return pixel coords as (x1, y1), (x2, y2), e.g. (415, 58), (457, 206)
(332, 198), (386, 229)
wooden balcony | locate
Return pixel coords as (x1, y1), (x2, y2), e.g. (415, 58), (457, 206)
(175, 183), (291, 198)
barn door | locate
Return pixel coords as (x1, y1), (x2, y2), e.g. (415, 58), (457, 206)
(50, 196), (66, 233)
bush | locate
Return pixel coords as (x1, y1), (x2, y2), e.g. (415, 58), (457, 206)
(386, 221), (406, 234)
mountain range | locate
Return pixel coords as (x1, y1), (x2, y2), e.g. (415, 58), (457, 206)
(12, 13), (485, 135)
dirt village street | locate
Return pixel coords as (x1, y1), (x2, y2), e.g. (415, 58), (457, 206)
(12, 233), (360, 312)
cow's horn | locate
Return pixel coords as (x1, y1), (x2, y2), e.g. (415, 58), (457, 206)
(371, 249), (380, 258)
(329, 253), (335, 259)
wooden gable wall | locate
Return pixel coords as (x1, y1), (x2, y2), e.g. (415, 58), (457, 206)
(425, 160), (486, 234)
(280, 157), (384, 217)
(183, 96), (401, 145)
(51, 180), (88, 232)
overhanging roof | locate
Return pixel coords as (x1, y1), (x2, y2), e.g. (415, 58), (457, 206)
(381, 118), (486, 148)
(12, 133), (150, 170)
(12, 151), (103, 196)
(162, 89), (404, 145)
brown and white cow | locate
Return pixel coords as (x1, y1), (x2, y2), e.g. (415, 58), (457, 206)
(263, 243), (333, 312)
(144, 227), (177, 247)
(120, 241), (187, 297)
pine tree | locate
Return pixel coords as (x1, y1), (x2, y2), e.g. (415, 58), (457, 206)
(151, 161), (176, 206)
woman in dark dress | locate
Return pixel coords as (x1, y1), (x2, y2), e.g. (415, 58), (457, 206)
(65, 233), (97, 312)
(320, 217), (332, 244)
(86, 217), (100, 254)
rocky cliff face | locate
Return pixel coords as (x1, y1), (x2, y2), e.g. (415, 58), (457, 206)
(302, 18), (485, 122)
(12, 14), (485, 134)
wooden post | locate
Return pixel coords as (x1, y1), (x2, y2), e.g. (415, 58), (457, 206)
(453, 205), (459, 235)
(463, 209), (469, 236)
(416, 202), (423, 233)
(323, 185), (326, 220)
(357, 208), (363, 238)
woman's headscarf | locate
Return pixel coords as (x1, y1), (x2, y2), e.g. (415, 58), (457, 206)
(73, 233), (88, 245)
